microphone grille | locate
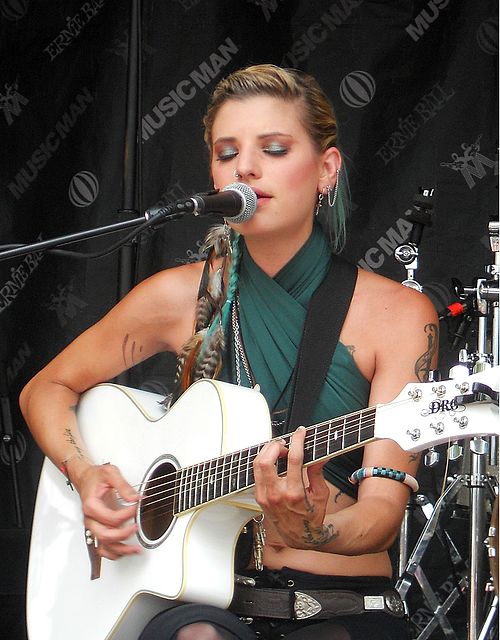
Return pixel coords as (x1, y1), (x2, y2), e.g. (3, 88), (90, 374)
(222, 182), (257, 223)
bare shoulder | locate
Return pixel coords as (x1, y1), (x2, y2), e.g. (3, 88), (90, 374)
(104, 260), (206, 353)
(354, 268), (437, 327)
(134, 260), (205, 310)
(343, 268), (439, 390)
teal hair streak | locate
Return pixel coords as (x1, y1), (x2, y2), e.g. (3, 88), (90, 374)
(320, 167), (351, 254)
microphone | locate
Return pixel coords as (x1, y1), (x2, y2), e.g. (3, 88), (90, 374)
(146, 182), (257, 225)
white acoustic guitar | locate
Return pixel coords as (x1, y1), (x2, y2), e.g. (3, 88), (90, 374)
(27, 368), (499, 640)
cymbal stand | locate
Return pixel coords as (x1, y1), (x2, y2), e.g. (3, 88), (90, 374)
(397, 220), (499, 640)
(396, 476), (469, 640)
(394, 187), (434, 293)
(394, 187), (434, 577)
(460, 220), (499, 640)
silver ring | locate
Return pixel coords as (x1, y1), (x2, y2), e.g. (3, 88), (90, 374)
(85, 528), (97, 547)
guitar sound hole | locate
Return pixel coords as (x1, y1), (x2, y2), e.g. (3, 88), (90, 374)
(139, 459), (177, 544)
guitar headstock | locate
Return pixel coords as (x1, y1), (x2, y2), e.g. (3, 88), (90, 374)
(375, 366), (500, 452)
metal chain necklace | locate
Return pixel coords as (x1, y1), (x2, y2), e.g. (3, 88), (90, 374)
(231, 292), (255, 387)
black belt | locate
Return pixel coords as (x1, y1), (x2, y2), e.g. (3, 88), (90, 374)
(230, 583), (406, 620)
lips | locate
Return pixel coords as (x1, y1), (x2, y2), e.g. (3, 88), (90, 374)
(253, 189), (271, 201)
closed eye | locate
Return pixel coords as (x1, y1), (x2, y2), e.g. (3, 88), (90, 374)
(216, 147), (238, 162)
(263, 143), (288, 155)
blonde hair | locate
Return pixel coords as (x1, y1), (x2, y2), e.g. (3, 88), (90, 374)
(203, 63), (337, 153)
(203, 64), (348, 253)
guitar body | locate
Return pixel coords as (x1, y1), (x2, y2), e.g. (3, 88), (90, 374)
(27, 366), (499, 639)
(27, 379), (271, 640)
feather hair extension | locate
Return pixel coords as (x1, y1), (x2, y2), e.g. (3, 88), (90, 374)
(195, 295), (216, 333)
(195, 323), (225, 380)
(202, 224), (232, 257)
(167, 226), (241, 406)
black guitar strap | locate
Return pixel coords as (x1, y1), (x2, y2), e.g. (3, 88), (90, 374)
(286, 255), (358, 431)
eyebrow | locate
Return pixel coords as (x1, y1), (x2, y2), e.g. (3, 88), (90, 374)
(213, 132), (293, 144)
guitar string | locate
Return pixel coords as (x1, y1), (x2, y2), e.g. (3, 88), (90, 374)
(130, 412), (378, 519)
(132, 414), (387, 524)
(91, 390), (429, 526)
(128, 389), (425, 521)
(132, 407), (378, 499)
(137, 440), (381, 528)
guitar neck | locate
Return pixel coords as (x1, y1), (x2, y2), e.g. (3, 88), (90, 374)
(175, 405), (377, 513)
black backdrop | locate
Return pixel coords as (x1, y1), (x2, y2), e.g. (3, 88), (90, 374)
(0, 1), (498, 638)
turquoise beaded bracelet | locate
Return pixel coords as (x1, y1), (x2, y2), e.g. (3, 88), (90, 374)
(349, 466), (419, 492)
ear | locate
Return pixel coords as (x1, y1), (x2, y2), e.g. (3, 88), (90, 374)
(317, 147), (342, 193)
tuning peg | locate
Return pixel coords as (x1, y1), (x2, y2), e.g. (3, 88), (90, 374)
(424, 447), (440, 467)
(448, 441), (463, 460)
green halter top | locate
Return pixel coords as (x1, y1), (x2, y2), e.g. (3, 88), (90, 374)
(219, 224), (370, 496)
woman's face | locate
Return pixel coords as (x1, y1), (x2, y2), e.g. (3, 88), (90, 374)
(210, 96), (335, 243)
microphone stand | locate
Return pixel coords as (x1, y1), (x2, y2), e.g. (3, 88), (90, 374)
(116, 0), (142, 387)
(0, 205), (184, 263)
(0, 363), (23, 528)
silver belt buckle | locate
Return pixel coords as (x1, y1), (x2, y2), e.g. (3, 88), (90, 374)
(364, 595), (385, 611)
(294, 591), (322, 619)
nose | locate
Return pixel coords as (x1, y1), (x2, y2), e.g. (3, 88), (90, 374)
(234, 146), (261, 181)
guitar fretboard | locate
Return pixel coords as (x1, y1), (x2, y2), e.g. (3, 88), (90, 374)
(174, 406), (377, 514)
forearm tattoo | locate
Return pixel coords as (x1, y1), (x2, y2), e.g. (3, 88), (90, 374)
(302, 520), (340, 547)
(63, 427), (85, 459)
(414, 323), (438, 382)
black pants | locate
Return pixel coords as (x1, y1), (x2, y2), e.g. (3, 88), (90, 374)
(139, 568), (410, 640)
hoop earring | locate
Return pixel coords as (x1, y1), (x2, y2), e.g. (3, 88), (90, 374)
(328, 169), (340, 208)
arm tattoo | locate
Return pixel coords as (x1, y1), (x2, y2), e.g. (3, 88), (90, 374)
(302, 520), (340, 547)
(409, 453), (418, 463)
(122, 334), (129, 367)
(122, 334), (144, 367)
(63, 428), (85, 459)
(414, 323), (438, 382)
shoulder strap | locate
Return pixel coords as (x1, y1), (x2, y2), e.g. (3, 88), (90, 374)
(286, 255), (358, 431)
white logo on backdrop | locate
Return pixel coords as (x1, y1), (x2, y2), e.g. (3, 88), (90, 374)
(339, 71), (376, 108)
(69, 171), (99, 207)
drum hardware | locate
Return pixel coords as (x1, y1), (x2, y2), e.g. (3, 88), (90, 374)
(395, 212), (499, 639)
(394, 187), (434, 292)
(396, 478), (470, 640)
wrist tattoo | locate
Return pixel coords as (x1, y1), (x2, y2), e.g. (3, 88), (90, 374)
(302, 520), (339, 547)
